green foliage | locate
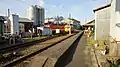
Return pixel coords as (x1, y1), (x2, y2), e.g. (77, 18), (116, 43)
(88, 37), (107, 51)
(87, 33), (109, 51)
(108, 59), (120, 67)
(88, 36), (98, 47)
(99, 40), (106, 50)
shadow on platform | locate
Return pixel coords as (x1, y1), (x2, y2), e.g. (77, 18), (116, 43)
(55, 33), (83, 67)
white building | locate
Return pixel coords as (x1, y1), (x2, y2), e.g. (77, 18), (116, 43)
(93, 4), (111, 40)
(109, 0), (120, 56)
(93, 0), (120, 55)
(27, 6), (34, 20)
(27, 5), (45, 27)
(3, 15), (33, 38)
(110, 0), (120, 41)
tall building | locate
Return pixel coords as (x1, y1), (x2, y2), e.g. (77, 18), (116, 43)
(27, 5), (45, 27)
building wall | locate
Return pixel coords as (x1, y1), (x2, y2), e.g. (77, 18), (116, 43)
(39, 7), (45, 26)
(110, 0), (120, 41)
(4, 22), (10, 33)
(27, 6), (34, 20)
(95, 6), (111, 40)
(109, 0), (120, 56)
(9, 14), (19, 35)
(4, 22), (27, 34)
(19, 23), (25, 33)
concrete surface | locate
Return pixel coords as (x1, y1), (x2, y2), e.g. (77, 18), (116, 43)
(24, 32), (82, 67)
(65, 35), (88, 67)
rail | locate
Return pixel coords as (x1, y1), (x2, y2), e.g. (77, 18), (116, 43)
(0, 35), (62, 53)
(2, 34), (76, 67)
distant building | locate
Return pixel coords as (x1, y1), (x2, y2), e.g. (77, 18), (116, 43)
(61, 18), (81, 30)
(27, 5), (45, 27)
(19, 17), (34, 37)
(2, 15), (33, 37)
(19, 17), (33, 33)
(93, 4), (111, 40)
(83, 19), (95, 31)
(45, 16), (64, 25)
(61, 18), (73, 24)
(45, 18), (55, 24)
(70, 18), (81, 30)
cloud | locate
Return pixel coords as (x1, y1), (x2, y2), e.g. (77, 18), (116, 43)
(59, 4), (64, 8)
(38, 0), (44, 7)
(51, 5), (57, 8)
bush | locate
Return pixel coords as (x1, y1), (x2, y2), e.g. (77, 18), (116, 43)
(88, 36), (98, 47)
(99, 41), (106, 50)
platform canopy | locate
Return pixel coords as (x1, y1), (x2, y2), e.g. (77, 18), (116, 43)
(83, 19), (95, 27)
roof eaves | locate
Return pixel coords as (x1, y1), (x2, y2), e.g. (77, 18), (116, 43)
(93, 4), (111, 13)
(87, 19), (95, 24)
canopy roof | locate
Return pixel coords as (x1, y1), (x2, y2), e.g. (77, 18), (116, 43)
(61, 18), (73, 24)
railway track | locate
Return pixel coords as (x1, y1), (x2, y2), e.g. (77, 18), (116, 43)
(0, 35), (61, 53)
(0, 33), (77, 67)
(40, 32), (84, 67)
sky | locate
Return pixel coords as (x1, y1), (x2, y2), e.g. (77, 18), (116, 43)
(0, 0), (110, 24)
